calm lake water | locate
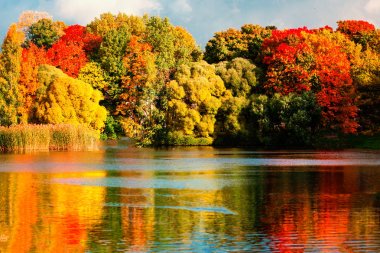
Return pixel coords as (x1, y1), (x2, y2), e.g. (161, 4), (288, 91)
(1, 140), (380, 252)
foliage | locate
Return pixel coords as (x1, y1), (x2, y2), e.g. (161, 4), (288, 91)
(100, 115), (124, 140)
(2, 12), (380, 147)
(27, 19), (62, 48)
(78, 62), (107, 91)
(145, 16), (176, 71)
(97, 27), (130, 98)
(145, 16), (200, 72)
(205, 24), (274, 64)
(166, 61), (226, 144)
(87, 13), (146, 38)
(352, 48), (380, 134)
(250, 92), (321, 146)
(115, 35), (156, 118)
(215, 57), (261, 97)
(35, 65), (107, 132)
(166, 131), (213, 146)
(173, 26), (202, 65)
(0, 24), (24, 126)
(0, 124), (99, 152)
(18, 43), (48, 123)
(214, 58), (262, 144)
(334, 21), (380, 134)
(337, 20), (376, 49)
(262, 28), (358, 134)
(47, 25), (101, 77)
(109, 35), (160, 143)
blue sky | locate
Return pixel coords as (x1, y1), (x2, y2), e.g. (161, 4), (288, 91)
(1, 0), (380, 48)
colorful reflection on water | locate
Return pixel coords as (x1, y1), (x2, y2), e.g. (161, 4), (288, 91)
(0, 143), (380, 252)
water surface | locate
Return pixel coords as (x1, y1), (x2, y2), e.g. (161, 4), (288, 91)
(0, 142), (380, 252)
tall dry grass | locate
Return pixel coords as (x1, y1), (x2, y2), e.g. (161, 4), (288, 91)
(0, 124), (99, 152)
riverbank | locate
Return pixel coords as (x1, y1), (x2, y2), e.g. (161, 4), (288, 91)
(0, 124), (99, 152)
(313, 134), (380, 150)
(1, 125), (379, 152)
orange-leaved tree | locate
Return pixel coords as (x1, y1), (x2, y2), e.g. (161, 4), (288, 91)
(18, 43), (48, 123)
(337, 20), (376, 49)
(114, 36), (157, 138)
(116, 35), (156, 119)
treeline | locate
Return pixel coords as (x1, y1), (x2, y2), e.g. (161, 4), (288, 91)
(0, 11), (379, 147)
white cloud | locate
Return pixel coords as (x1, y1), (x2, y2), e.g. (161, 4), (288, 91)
(50, 0), (160, 24)
(365, 0), (380, 13)
(172, 0), (192, 13)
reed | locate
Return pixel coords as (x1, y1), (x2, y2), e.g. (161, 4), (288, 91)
(0, 124), (99, 152)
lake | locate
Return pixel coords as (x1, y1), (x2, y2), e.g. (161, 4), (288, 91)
(1, 140), (380, 252)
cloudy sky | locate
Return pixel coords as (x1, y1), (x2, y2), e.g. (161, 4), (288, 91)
(1, 0), (380, 48)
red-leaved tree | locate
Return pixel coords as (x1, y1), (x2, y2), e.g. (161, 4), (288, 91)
(262, 27), (359, 133)
(47, 25), (101, 77)
(337, 20), (376, 49)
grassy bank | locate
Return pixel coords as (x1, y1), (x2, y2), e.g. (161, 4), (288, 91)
(0, 124), (99, 152)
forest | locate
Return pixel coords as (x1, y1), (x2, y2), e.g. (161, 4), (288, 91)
(0, 11), (379, 147)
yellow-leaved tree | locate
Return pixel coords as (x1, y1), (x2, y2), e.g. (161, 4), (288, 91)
(166, 61), (226, 145)
(0, 24), (24, 126)
(34, 65), (107, 132)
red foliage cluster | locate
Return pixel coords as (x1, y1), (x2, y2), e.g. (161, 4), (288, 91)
(262, 28), (314, 94)
(337, 20), (375, 35)
(262, 27), (312, 57)
(312, 25), (334, 33)
(312, 38), (358, 133)
(46, 25), (101, 77)
(262, 28), (359, 133)
(59, 25), (102, 53)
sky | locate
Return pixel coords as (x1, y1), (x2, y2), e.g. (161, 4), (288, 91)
(1, 0), (380, 48)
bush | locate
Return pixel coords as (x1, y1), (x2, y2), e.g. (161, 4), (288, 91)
(166, 131), (213, 146)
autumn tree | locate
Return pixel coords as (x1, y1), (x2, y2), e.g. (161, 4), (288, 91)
(35, 65), (107, 131)
(97, 27), (130, 103)
(166, 61), (226, 145)
(0, 24), (24, 125)
(78, 62), (107, 91)
(47, 25), (101, 77)
(262, 28), (358, 134)
(105, 36), (157, 139)
(116, 36), (156, 119)
(77, 62), (114, 137)
(87, 13), (146, 38)
(214, 58), (262, 144)
(172, 26), (202, 65)
(18, 43), (48, 123)
(336, 20), (380, 133)
(204, 24), (274, 64)
(337, 20), (376, 49)
(350, 46), (380, 133)
(145, 16), (177, 72)
(27, 19), (64, 48)
(250, 92), (322, 146)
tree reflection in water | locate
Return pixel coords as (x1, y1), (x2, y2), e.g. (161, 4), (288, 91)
(0, 149), (379, 252)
